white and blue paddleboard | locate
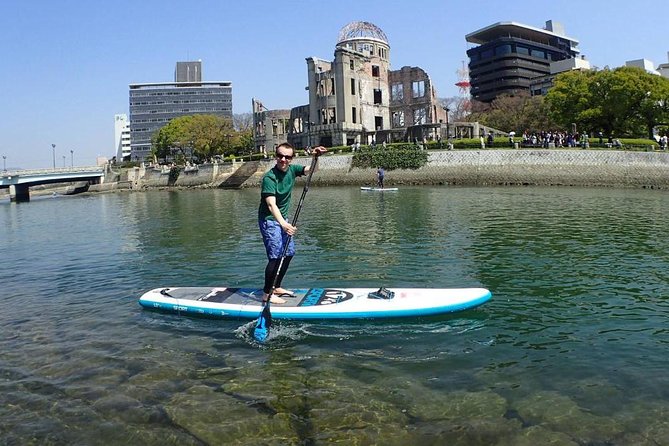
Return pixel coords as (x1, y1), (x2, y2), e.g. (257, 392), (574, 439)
(138, 287), (491, 320)
(360, 187), (398, 192)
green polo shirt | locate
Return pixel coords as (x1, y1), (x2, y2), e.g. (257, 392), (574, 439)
(258, 164), (306, 221)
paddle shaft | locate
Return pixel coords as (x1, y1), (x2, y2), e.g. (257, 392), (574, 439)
(268, 154), (320, 299)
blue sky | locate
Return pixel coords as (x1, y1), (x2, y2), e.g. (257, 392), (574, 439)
(1, 0), (667, 169)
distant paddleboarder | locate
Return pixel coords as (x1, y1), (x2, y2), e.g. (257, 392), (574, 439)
(377, 167), (385, 189)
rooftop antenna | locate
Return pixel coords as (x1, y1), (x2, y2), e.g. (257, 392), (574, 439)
(455, 60), (471, 115)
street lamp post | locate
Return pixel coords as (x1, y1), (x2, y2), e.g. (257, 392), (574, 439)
(70, 150), (74, 167)
(226, 134), (232, 154)
(443, 107), (451, 149)
(51, 144), (56, 169)
(2, 155), (6, 172)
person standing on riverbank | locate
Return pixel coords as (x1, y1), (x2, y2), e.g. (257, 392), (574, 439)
(258, 143), (326, 304)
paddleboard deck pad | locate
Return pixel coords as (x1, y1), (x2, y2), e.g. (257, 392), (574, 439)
(360, 187), (398, 191)
(138, 287), (491, 320)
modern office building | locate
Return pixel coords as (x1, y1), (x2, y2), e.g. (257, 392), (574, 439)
(466, 20), (581, 102)
(128, 61), (232, 162)
(529, 56), (591, 97)
(114, 114), (131, 162)
(253, 21), (446, 150)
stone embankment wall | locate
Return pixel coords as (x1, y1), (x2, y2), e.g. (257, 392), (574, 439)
(313, 150), (669, 189)
(102, 150), (669, 191)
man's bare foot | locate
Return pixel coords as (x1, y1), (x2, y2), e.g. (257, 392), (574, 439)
(273, 287), (295, 297)
(262, 293), (286, 304)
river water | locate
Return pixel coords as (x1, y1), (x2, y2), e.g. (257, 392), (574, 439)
(2, 186), (669, 445)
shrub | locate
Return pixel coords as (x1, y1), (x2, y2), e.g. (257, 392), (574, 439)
(351, 144), (428, 170)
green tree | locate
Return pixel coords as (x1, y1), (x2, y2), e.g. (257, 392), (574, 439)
(189, 114), (233, 160)
(546, 66), (669, 138)
(469, 94), (556, 133)
(544, 69), (595, 133)
(152, 115), (235, 163)
(152, 115), (193, 161)
(630, 71), (669, 139)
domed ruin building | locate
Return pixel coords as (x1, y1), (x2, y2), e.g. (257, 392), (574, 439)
(253, 21), (447, 153)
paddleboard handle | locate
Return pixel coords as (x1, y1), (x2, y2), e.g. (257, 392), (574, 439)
(368, 287), (395, 300)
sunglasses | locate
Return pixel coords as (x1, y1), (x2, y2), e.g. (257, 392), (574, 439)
(276, 153), (293, 160)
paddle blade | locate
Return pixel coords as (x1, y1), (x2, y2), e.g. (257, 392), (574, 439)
(253, 304), (272, 342)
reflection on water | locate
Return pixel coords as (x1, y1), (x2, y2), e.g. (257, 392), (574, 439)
(2, 186), (669, 444)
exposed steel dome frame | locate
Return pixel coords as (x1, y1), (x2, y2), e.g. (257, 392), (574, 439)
(337, 21), (389, 45)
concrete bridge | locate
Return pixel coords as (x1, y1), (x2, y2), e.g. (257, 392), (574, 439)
(0, 167), (105, 202)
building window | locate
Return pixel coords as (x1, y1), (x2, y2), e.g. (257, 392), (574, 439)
(352, 107), (357, 123)
(372, 65), (380, 77)
(412, 81), (425, 98)
(495, 44), (512, 56)
(392, 111), (404, 127)
(516, 46), (530, 55)
(413, 108), (427, 125)
(351, 78), (356, 95)
(373, 89), (382, 104)
(391, 83), (403, 101)
(532, 49), (546, 59)
(350, 59), (354, 70)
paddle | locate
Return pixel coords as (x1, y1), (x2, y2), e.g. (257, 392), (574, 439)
(253, 152), (321, 342)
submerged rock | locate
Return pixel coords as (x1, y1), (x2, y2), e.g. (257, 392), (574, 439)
(515, 390), (623, 443)
(165, 385), (298, 445)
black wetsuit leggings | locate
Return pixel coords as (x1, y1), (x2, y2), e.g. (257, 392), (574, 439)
(263, 256), (293, 294)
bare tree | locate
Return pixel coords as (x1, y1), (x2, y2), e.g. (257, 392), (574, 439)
(233, 113), (253, 132)
(439, 97), (471, 122)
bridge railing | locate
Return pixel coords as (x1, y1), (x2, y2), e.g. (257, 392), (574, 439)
(1, 166), (103, 177)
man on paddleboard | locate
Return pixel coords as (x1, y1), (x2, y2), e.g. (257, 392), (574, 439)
(258, 143), (327, 304)
(377, 167), (385, 189)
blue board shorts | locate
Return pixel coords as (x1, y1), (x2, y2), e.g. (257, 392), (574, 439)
(259, 218), (295, 259)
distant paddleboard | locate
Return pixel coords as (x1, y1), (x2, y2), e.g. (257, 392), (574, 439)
(139, 287), (491, 320)
(360, 187), (398, 192)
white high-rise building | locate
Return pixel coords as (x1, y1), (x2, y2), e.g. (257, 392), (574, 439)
(625, 58), (660, 75)
(114, 114), (131, 162)
(658, 52), (669, 79)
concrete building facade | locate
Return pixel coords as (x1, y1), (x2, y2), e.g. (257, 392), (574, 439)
(658, 52), (669, 79)
(252, 98), (291, 155)
(128, 61), (232, 162)
(175, 61), (202, 82)
(466, 20), (581, 102)
(625, 58), (661, 76)
(114, 114), (131, 162)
